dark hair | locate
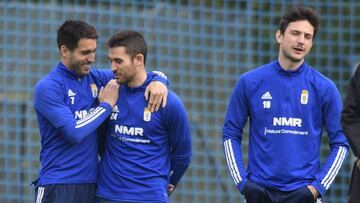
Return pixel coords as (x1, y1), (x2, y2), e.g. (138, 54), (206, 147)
(108, 30), (147, 65)
(278, 6), (320, 38)
(57, 20), (98, 51)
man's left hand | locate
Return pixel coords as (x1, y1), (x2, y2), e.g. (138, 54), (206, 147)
(144, 81), (168, 112)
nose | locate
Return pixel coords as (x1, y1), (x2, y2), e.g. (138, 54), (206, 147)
(297, 35), (305, 44)
(87, 52), (95, 63)
(111, 62), (117, 72)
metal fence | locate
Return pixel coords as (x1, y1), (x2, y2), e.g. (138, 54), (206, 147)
(1, 0), (359, 202)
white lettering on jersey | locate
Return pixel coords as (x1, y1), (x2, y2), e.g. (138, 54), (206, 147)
(273, 117), (302, 127)
(114, 125), (144, 136)
(110, 113), (118, 120)
(68, 89), (76, 105)
(75, 110), (87, 119)
(74, 108), (95, 119)
(261, 91), (272, 109)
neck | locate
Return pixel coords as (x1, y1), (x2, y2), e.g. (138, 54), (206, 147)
(60, 59), (70, 69)
(127, 67), (147, 87)
(278, 55), (304, 71)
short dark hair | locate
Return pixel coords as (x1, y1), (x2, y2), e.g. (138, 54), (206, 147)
(108, 30), (147, 65)
(57, 20), (98, 51)
(278, 6), (320, 38)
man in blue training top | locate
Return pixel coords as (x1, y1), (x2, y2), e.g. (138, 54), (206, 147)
(222, 6), (349, 203)
(96, 30), (192, 203)
(33, 20), (168, 203)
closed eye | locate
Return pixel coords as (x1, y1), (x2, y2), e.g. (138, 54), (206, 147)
(108, 57), (123, 65)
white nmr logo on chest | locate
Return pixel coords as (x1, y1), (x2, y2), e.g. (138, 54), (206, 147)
(273, 117), (302, 127)
(115, 125), (144, 136)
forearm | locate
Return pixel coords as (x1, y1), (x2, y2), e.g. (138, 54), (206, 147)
(170, 154), (191, 186)
(149, 71), (169, 86)
(60, 102), (112, 143)
(312, 144), (348, 196)
(223, 136), (248, 192)
(341, 120), (360, 157)
(342, 105), (360, 157)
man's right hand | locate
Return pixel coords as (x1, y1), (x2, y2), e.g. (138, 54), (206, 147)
(307, 185), (319, 200)
(356, 157), (360, 170)
(98, 79), (119, 107)
(167, 184), (174, 195)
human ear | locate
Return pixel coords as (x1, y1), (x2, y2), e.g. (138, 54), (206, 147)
(134, 54), (144, 66)
(275, 30), (282, 43)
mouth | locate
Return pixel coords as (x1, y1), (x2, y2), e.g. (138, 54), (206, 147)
(113, 74), (124, 84)
(113, 72), (121, 80)
(82, 63), (92, 69)
(293, 47), (304, 52)
(83, 66), (90, 73)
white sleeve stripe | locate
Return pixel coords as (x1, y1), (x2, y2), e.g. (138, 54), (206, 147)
(224, 140), (240, 184)
(224, 139), (242, 183)
(76, 107), (104, 125)
(323, 147), (346, 189)
(321, 146), (345, 186)
(320, 146), (344, 186)
(226, 139), (242, 182)
(227, 140), (242, 182)
(321, 146), (347, 189)
(152, 70), (167, 79)
(76, 107), (103, 125)
(224, 141), (239, 184)
(36, 187), (44, 203)
(323, 147), (347, 189)
(75, 108), (106, 128)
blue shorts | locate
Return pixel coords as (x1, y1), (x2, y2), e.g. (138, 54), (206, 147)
(243, 180), (323, 203)
(34, 183), (96, 203)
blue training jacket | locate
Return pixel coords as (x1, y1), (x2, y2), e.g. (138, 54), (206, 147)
(34, 62), (168, 186)
(96, 75), (192, 203)
(222, 60), (349, 196)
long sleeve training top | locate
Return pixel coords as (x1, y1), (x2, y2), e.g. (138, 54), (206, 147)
(34, 62), (168, 186)
(96, 75), (192, 203)
(223, 60), (349, 196)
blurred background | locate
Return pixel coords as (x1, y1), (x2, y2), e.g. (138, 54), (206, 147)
(0, 0), (359, 202)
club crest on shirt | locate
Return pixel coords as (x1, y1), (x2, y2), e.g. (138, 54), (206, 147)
(90, 84), (98, 98)
(300, 90), (309, 105)
(143, 108), (151, 122)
